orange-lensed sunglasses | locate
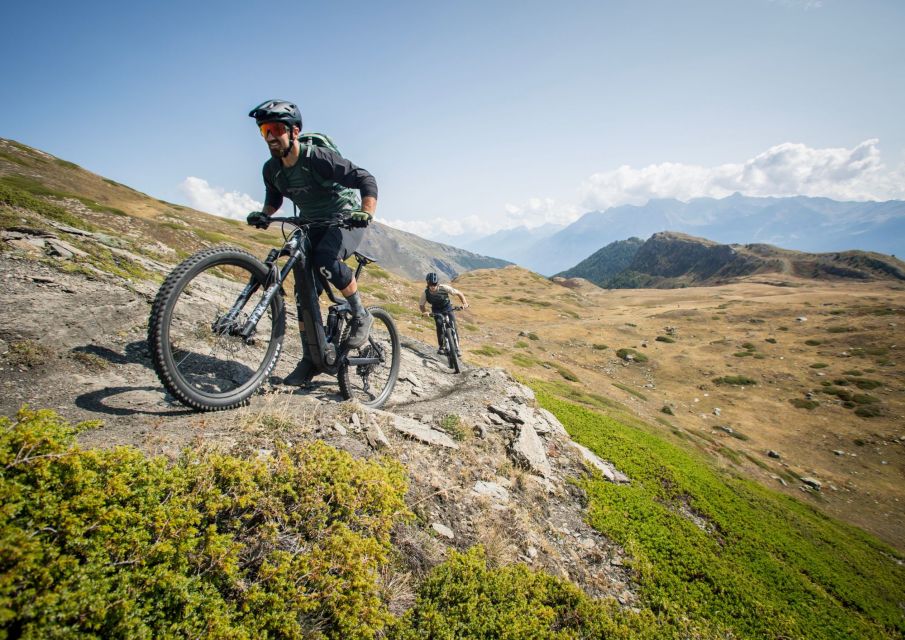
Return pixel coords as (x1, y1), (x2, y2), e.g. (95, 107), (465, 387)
(259, 122), (287, 138)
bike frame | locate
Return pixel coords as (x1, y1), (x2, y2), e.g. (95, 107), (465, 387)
(219, 217), (381, 376)
(431, 307), (462, 352)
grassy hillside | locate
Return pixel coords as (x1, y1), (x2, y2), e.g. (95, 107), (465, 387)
(533, 384), (905, 639)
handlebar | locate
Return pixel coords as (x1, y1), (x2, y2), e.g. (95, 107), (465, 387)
(260, 216), (363, 230)
(428, 306), (465, 319)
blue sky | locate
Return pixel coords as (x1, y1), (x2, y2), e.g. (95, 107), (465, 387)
(1, 0), (903, 239)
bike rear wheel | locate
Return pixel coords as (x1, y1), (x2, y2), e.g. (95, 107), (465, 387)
(148, 247), (286, 411)
(338, 307), (400, 408)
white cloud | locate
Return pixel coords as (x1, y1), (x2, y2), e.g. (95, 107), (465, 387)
(182, 139), (905, 241)
(580, 139), (905, 211)
(179, 177), (263, 220)
(384, 198), (580, 240)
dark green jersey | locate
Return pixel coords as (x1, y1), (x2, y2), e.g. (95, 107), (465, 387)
(263, 146), (377, 221)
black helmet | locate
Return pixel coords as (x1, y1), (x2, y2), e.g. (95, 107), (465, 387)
(248, 99), (302, 129)
(426, 272), (439, 285)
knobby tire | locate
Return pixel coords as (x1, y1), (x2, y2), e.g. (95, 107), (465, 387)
(338, 306), (400, 408)
(148, 246), (286, 411)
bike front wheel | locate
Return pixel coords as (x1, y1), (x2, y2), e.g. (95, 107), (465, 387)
(148, 246), (286, 411)
(338, 307), (400, 408)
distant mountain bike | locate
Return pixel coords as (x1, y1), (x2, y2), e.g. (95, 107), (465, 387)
(148, 217), (400, 411)
(431, 306), (464, 374)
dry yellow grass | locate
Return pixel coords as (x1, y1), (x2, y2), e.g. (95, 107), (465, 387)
(447, 266), (905, 551)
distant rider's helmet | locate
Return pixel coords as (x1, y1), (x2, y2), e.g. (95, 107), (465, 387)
(248, 99), (302, 129)
(426, 272), (439, 286)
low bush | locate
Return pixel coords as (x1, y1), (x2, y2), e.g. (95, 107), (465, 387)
(0, 407), (409, 639)
(474, 345), (504, 357)
(712, 376), (756, 386)
(804, 339), (822, 346)
(546, 361), (579, 382)
(810, 363), (828, 369)
(5, 340), (54, 368)
(655, 336), (675, 343)
(789, 398), (819, 410)
(391, 547), (655, 639)
(661, 405), (675, 416)
(616, 348), (648, 363)
(854, 405), (882, 418)
(765, 337), (777, 344)
(592, 343), (609, 350)
(850, 378), (882, 390)
(439, 414), (466, 441)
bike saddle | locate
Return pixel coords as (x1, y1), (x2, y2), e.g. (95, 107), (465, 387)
(353, 251), (378, 265)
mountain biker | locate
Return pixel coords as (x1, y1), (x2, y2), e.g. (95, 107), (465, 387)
(246, 99), (378, 386)
(419, 272), (469, 355)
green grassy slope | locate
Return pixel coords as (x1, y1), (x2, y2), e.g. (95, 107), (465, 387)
(533, 383), (905, 639)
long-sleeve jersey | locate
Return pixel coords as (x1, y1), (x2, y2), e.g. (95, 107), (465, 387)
(262, 146), (378, 220)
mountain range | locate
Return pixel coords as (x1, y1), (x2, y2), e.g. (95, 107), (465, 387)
(454, 194), (905, 275)
(558, 231), (905, 288)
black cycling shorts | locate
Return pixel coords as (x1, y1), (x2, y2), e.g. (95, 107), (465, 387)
(294, 224), (365, 293)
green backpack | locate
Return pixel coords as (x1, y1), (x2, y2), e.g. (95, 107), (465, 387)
(298, 132), (361, 209)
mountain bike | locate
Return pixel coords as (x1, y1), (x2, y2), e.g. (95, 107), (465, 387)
(148, 217), (400, 411)
(430, 306), (464, 374)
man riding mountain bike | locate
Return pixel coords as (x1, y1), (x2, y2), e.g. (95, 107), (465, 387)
(419, 272), (468, 355)
(246, 98), (378, 386)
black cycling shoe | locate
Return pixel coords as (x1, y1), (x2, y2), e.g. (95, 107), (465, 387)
(282, 359), (315, 387)
(437, 347), (447, 355)
(346, 311), (373, 349)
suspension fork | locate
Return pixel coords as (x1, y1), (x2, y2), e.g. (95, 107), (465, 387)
(237, 238), (302, 340)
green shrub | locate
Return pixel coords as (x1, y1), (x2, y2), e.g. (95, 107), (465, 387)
(741, 342), (756, 351)
(734, 351), (753, 357)
(527, 332), (540, 341)
(661, 405), (675, 416)
(546, 361), (579, 382)
(822, 387), (853, 402)
(826, 326), (854, 334)
(5, 340), (53, 368)
(712, 376), (756, 386)
(391, 547), (655, 639)
(511, 353), (539, 368)
(514, 340), (529, 348)
(616, 348), (648, 363)
(842, 369), (863, 376)
(852, 394), (879, 405)
(474, 345), (504, 357)
(0, 407), (409, 639)
(789, 398), (819, 410)
(439, 414), (466, 441)
(804, 339), (822, 346)
(592, 343), (609, 350)
(854, 405), (882, 418)
(765, 338), (777, 344)
(655, 336), (675, 343)
(810, 363), (828, 369)
(849, 378), (882, 390)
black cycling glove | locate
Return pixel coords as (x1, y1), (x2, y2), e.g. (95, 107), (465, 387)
(246, 211), (270, 229)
